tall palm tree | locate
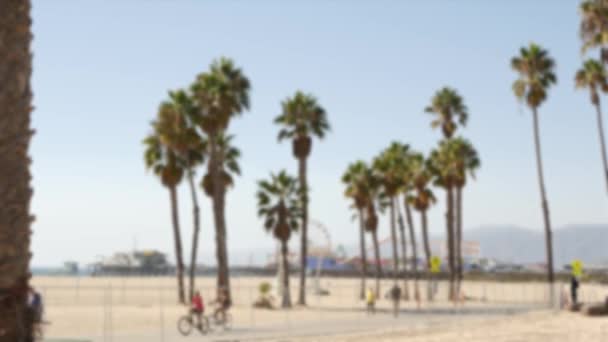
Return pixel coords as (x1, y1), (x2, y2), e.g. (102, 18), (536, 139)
(451, 138), (480, 295)
(373, 143), (407, 285)
(428, 140), (460, 300)
(190, 58), (250, 301)
(342, 161), (371, 300)
(143, 132), (186, 303)
(399, 149), (422, 302)
(580, 0), (608, 62)
(256, 171), (301, 308)
(0, 0), (34, 339)
(365, 188), (384, 297)
(275, 91), (330, 306)
(425, 86), (469, 301)
(395, 203), (410, 300)
(409, 155), (436, 271)
(575, 59), (608, 195)
(161, 90), (207, 302)
(511, 42), (557, 293)
(425, 87), (469, 139)
(408, 155), (437, 300)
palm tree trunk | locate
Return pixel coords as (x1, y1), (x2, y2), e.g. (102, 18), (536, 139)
(0, 1), (34, 339)
(371, 229), (383, 297)
(404, 199), (420, 301)
(594, 101), (608, 195)
(209, 133), (231, 301)
(455, 186), (463, 299)
(396, 199), (409, 300)
(446, 187), (455, 301)
(389, 197), (399, 284)
(281, 239), (292, 308)
(358, 207), (367, 300)
(169, 186), (186, 304)
(297, 156), (308, 305)
(420, 210), (432, 300)
(187, 168), (201, 302)
(531, 107), (555, 297)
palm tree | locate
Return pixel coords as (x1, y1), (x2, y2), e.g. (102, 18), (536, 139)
(395, 203), (410, 301)
(190, 58), (250, 301)
(342, 161), (371, 300)
(256, 171), (301, 308)
(428, 140), (461, 300)
(575, 59), (608, 195)
(408, 155), (437, 300)
(0, 0), (34, 339)
(162, 90), (207, 302)
(580, 0), (608, 62)
(425, 86), (469, 301)
(399, 150), (422, 302)
(425, 87), (469, 139)
(452, 138), (480, 295)
(275, 91), (330, 306)
(373, 143), (407, 286)
(143, 132), (186, 303)
(365, 187), (384, 297)
(511, 42), (557, 294)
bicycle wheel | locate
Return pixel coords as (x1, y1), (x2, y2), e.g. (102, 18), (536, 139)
(177, 316), (193, 336)
(222, 313), (232, 331)
(199, 316), (211, 334)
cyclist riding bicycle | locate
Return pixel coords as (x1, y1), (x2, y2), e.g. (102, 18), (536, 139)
(190, 291), (204, 327)
(212, 287), (231, 322)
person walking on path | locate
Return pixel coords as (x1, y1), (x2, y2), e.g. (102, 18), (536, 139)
(365, 287), (376, 315)
(570, 275), (580, 306)
(390, 285), (401, 317)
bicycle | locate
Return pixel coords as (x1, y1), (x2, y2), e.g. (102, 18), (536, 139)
(177, 310), (210, 336)
(208, 309), (232, 331)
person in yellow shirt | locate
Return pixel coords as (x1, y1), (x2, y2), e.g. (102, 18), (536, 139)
(365, 287), (376, 314)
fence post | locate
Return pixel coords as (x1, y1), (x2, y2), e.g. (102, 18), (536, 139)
(249, 286), (255, 328)
(159, 287), (165, 342)
(75, 275), (80, 305)
(109, 283), (113, 342)
(102, 285), (107, 342)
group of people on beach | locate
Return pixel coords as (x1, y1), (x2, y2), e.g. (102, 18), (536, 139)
(365, 284), (405, 317)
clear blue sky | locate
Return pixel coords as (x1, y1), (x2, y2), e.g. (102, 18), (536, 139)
(30, 1), (608, 267)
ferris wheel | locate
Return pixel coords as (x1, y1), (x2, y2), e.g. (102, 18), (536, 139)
(274, 218), (333, 296)
(309, 219), (332, 295)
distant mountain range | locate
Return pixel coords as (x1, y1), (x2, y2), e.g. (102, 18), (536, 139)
(461, 224), (608, 266)
(341, 224), (608, 267)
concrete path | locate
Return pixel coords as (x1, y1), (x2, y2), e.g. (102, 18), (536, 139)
(51, 304), (536, 342)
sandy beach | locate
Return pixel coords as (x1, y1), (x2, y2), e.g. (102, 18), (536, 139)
(31, 276), (608, 341)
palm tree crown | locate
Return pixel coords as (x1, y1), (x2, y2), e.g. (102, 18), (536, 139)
(580, 0), (608, 57)
(451, 137), (481, 188)
(342, 160), (372, 210)
(275, 91), (330, 158)
(143, 132), (184, 188)
(256, 170), (301, 241)
(428, 139), (461, 189)
(408, 154), (437, 212)
(191, 57), (251, 134)
(155, 91), (207, 167)
(575, 59), (608, 104)
(373, 142), (412, 196)
(425, 87), (468, 139)
(511, 43), (557, 109)
(200, 134), (241, 196)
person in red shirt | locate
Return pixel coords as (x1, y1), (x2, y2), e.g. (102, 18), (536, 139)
(191, 291), (204, 327)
